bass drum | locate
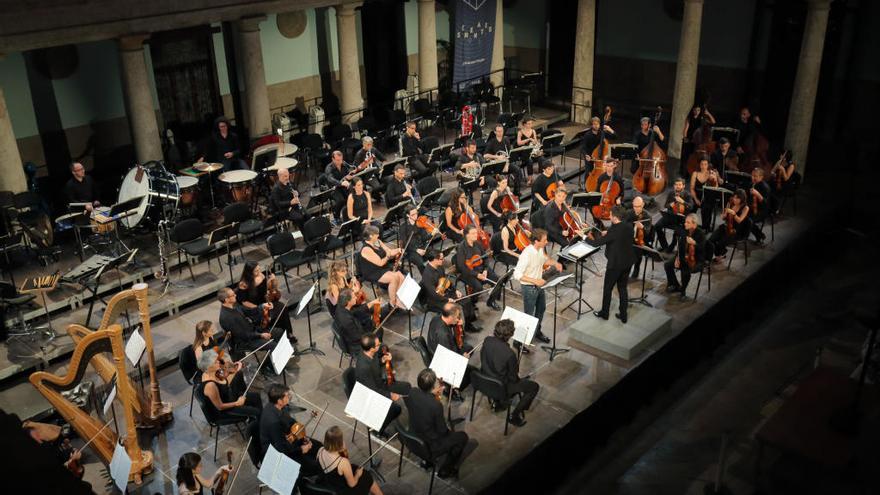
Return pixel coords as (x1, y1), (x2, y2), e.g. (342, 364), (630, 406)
(117, 161), (180, 228)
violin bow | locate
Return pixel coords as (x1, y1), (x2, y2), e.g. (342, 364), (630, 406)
(244, 351), (272, 395)
(360, 432), (399, 466)
(453, 287), (492, 302)
(224, 437), (251, 495)
(80, 418), (114, 451)
(310, 401), (331, 438)
(238, 337), (275, 364)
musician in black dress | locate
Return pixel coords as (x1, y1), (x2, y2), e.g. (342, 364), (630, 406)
(655, 177), (694, 252)
(420, 249), (479, 333)
(351, 136), (386, 198)
(345, 177), (379, 240)
(63, 162), (99, 212)
(354, 334), (411, 436)
(484, 175), (512, 232)
(442, 188), (470, 243)
(404, 369), (470, 479)
(515, 117), (541, 176)
(323, 151), (353, 223)
(492, 211), (521, 267)
(357, 225), (406, 308)
(176, 452), (232, 495)
(681, 104), (715, 164)
(626, 196), (654, 278)
(455, 225), (501, 311)
(196, 348), (262, 422)
(748, 168), (771, 243)
(236, 261), (294, 341)
(580, 116), (616, 161)
(484, 124), (523, 192)
(399, 205), (432, 271)
(530, 159), (558, 213)
(271, 167), (310, 230)
(217, 288), (277, 356)
(709, 189), (750, 262)
(480, 319), (539, 427)
(401, 121), (435, 179)
(690, 157), (721, 231)
(259, 383), (323, 479)
(664, 213), (706, 301)
(198, 117), (246, 171)
(587, 205), (636, 324)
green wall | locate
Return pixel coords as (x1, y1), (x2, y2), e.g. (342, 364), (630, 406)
(0, 52), (38, 137)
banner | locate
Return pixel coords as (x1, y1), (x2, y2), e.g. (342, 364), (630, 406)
(452, 0), (497, 87)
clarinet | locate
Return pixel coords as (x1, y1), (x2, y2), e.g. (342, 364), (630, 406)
(154, 220), (170, 284)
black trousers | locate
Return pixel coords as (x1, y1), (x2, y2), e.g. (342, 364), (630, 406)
(708, 226), (735, 256)
(654, 215), (683, 251)
(664, 258), (699, 290)
(408, 155), (436, 179)
(547, 229), (571, 250)
(460, 270), (499, 303)
(404, 250), (426, 272)
(631, 232), (655, 275)
(600, 266), (630, 317)
(287, 208), (310, 231)
(379, 381), (412, 434)
(430, 431), (469, 473)
(508, 378), (539, 416)
(750, 213), (767, 240)
(331, 189), (347, 221)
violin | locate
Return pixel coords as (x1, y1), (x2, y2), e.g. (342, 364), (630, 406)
(685, 235), (697, 270)
(725, 200), (737, 236)
(751, 188), (760, 216)
(465, 253), (490, 271)
(261, 276), (281, 329)
(416, 215), (446, 240)
(380, 344), (395, 386)
(635, 222), (645, 246)
(286, 410), (319, 443)
(213, 345), (237, 380)
(454, 321), (464, 350)
(62, 438), (84, 478)
(213, 450), (233, 495)
(436, 276), (453, 296)
(774, 150), (789, 191)
(351, 277), (367, 305)
(591, 164), (622, 220)
(372, 302), (381, 329)
(457, 206), (491, 250)
(671, 193), (687, 215)
(585, 106), (613, 191)
(633, 106), (668, 196)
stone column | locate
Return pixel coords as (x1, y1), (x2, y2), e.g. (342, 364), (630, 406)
(667, 0), (704, 160)
(0, 75), (28, 193)
(117, 35), (163, 164)
(571, 0), (596, 124)
(237, 16), (272, 137)
(784, 0), (831, 173)
(490, 1), (504, 94)
(336, 2), (364, 123)
(418, 0), (439, 94)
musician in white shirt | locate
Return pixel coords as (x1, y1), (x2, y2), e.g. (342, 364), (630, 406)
(513, 228), (561, 344)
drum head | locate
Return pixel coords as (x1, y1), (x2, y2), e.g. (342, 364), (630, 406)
(266, 157), (299, 171)
(219, 170), (258, 183)
(118, 167), (150, 228)
(176, 176), (199, 188)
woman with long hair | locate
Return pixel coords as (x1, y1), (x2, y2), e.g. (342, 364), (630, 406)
(236, 260), (294, 341)
(176, 452), (232, 495)
(316, 426), (383, 495)
(708, 188), (750, 262)
(357, 225), (406, 308)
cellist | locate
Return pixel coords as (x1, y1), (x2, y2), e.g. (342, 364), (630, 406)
(420, 249), (479, 333)
(591, 161), (624, 226)
(543, 187), (576, 247)
(631, 117), (666, 174)
(664, 213), (706, 301)
(455, 225), (501, 311)
(485, 175), (513, 231)
(442, 188), (471, 243)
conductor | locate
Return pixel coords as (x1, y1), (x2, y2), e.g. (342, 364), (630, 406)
(586, 205), (636, 323)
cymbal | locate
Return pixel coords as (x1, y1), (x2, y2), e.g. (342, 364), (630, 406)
(194, 162), (223, 172)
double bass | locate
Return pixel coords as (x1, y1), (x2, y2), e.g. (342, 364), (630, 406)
(591, 163), (622, 220)
(741, 118), (771, 174)
(632, 106), (668, 196)
(585, 106), (613, 192)
(686, 102), (717, 174)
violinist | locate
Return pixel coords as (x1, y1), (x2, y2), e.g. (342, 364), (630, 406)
(748, 168), (771, 244)
(271, 167), (310, 231)
(404, 369), (470, 480)
(512, 228), (560, 345)
(217, 288), (276, 357)
(351, 136), (386, 199)
(401, 120), (435, 180)
(656, 178), (694, 252)
(484, 123), (524, 191)
(485, 175), (512, 231)
(334, 288), (382, 351)
(177, 452), (233, 495)
(442, 188), (470, 243)
(770, 150), (799, 195)
(259, 384), (323, 480)
(631, 117), (666, 174)
(317, 426), (384, 495)
(420, 249), (479, 333)
(543, 187), (575, 247)
(708, 188), (750, 262)
(586, 205), (636, 324)
(494, 211), (522, 265)
(455, 224), (501, 311)
(354, 334), (411, 437)
(358, 225), (406, 308)
(664, 213), (706, 301)
(192, 320), (219, 362)
(516, 116), (540, 176)
(626, 196), (654, 279)
(326, 260), (384, 325)
(399, 205), (432, 271)
(480, 319), (539, 427)
(580, 116), (616, 162)
(385, 164), (412, 209)
(345, 177), (379, 240)
(197, 348), (262, 422)
(710, 137), (738, 175)
(323, 150), (354, 224)
(236, 261), (292, 341)
(428, 303), (474, 356)
(530, 159), (559, 213)
(690, 157), (721, 230)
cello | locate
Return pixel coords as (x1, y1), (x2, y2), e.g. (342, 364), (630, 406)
(741, 118), (771, 173)
(632, 106), (668, 196)
(585, 106), (613, 192)
(500, 187), (520, 213)
(685, 102), (717, 174)
(513, 224), (532, 251)
(591, 162), (622, 220)
(457, 206), (491, 250)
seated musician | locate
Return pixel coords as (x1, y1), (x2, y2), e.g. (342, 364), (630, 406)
(259, 383), (323, 479)
(401, 120), (436, 180)
(456, 140), (494, 189)
(770, 149), (800, 196)
(708, 189), (750, 262)
(512, 228), (559, 346)
(515, 117), (540, 177)
(358, 225), (406, 308)
(197, 117), (247, 171)
(271, 167), (310, 230)
(480, 319), (540, 427)
(484, 175), (512, 232)
(317, 426), (384, 495)
(748, 168), (772, 243)
(63, 162), (99, 213)
(656, 178), (694, 252)
(420, 249), (479, 333)
(592, 159), (625, 195)
(455, 224), (501, 311)
(197, 348), (262, 421)
(21, 419), (88, 484)
(326, 260), (384, 325)
(442, 188), (471, 243)
(710, 137), (738, 175)
(334, 288), (382, 351)
(192, 320), (219, 362)
(351, 136), (386, 198)
(631, 117), (666, 174)
(665, 213), (706, 301)
(346, 177), (379, 240)
(626, 196), (655, 279)
(690, 157), (721, 230)
(404, 369), (470, 480)
(484, 123), (523, 192)
(384, 164), (412, 210)
(428, 302), (474, 356)
(399, 205), (433, 271)
(354, 334), (411, 437)
(236, 261), (293, 342)
(493, 211), (522, 267)
(543, 187), (576, 247)
(580, 116), (616, 163)
(217, 288), (276, 356)
(530, 159), (559, 213)
(176, 452), (233, 495)
(323, 151), (353, 223)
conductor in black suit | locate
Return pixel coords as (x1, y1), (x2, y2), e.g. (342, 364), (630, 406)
(586, 205), (636, 323)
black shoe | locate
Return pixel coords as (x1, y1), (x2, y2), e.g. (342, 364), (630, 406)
(289, 335), (299, 345)
(509, 413), (527, 427)
(534, 331), (551, 344)
(373, 430), (390, 441)
(420, 460), (434, 470)
(615, 313), (628, 324)
(466, 323), (482, 333)
(513, 341), (531, 354)
(679, 293), (690, 302)
(487, 300), (501, 311)
(593, 311), (609, 320)
(437, 467), (459, 479)
(666, 284), (681, 293)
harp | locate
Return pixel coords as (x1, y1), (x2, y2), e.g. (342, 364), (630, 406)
(30, 323), (154, 483)
(67, 282), (172, 427)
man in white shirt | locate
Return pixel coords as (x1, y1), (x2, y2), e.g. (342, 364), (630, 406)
(513, 228), (562, 344)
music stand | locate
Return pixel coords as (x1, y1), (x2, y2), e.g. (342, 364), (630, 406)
(480, 159), (507, 178)
(487, 268), (514, 308)
(558, 241), (600, 315)
(306, 188), (335, 215)
(508, 145), (532, 172)
(416, 188), (443, 213)
(337, 217), (362, 259)
(541, 273), (575, 361)
(295, 281), (325, 356)
(381, 200), (409, 238)
(632, 244), (663, 307)
(84, 249), (134, 327)
(380, 157), (407, 180)
(571, 192), (603, 234)
(702, 186), (730, 231)
(208, 223), (237, 285)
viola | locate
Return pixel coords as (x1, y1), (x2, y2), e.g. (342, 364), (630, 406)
(725, 201), (737, 236)
(213, 345), (236, 380)
(261, 276), (281, 329)
(585, 106), (613, 191)
(437, 276), (453, 296)
(457, 207), (490, 250)
(213, 451), (233, 495)
(591, 175), (622, 220)
(685, 235), (697, 270)
(286, 410), (319, 443)
(633, 106), (668, 196)
(351, 277), (367, 305)
(671, 193), (687, 215)
(416, 215), (446, 240)
(465, 253), (489, 271)
(454, 322), (464, 350)
(380, 345), (395, 386)
(635, 222), (645, 246)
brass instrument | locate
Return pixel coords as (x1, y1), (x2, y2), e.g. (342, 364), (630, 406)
(30, 324), (154, 483)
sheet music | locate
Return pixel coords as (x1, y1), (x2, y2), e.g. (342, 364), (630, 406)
(344, 382), (392, 432)
(500, 306), (539, 346)
(565, 241), (599, 259)
(271, 335), (294, 375)
(258, 444), (301, 495)
(103, 384), (117, 416)
(397, 274), (421, 310)
(125, 329), (146, 367)
(109, 442), (132, 492)
(429, 345), (468, 389)
(542, 273), (574, 290)
(296, 283), (316, 316)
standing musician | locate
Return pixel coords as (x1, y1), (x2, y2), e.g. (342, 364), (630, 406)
(63, 162), (99, 212)
(664, 213), (706, 301)
(399, 205), (432, 271)
(351, 136), (387, 199)
(420, 249), (479, 333)
(317, 426), (384, 495)
(580, 116), (616, 163)
(626, 196), (654, 279)
(354, 334), (412, 437)
(20, 419), (88, 484)
(198, 117), (246, 171)
(710, 137), (738, 175)
(455, 224), (501, 311)
(323, 150), (354, 223)
(655, 178), (694, 252)
(357, 225), (406, 308)
(401, 120), (436, 179)
(217, 288), (277, 355)
(513, 228), (560, 345)
(484, 123), (524, 192)
(384, 164), (413, 209)
(326, 260), (384, 325)
(530, 159), (559, 213)
(404, 369), (470, 480)
(631, 117), (666, 173)
(682, 104), (716, 159)
(690, 157), (721, 230)
(197, 348), (263, 422)
(334, 288), (383, 351)
(734, 107), (762, 154)
(748, 168), (771, 243)
(177, 452), (233, 495)
(543, 187), (576, 247)
(345, 177), (379, 240)
(485, 175), (512, 231)
(442, 188), (470, 243)
(708, 188), (750, 263)
(259, 384), (323, 479)
(494, 211), (523, 266)
(586, 205), (636, 324)
(236, 261), (293, 342)
(515, 116), (541, 176)
(271, 168), (310, 230)
(457, 140), (494, 189)
(480, 319), (540, 427)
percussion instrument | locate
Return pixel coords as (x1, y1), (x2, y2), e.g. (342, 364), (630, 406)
(117, 162), (180, 228)
(253, 142), (298, 158)
(90, 206), (116, 234)
(61, 254), (115, 285)
(175, 176), (199, 207)
(265, 157), (299, 186)
(193, 162), (224, 173)
(219, 170), (258, 204)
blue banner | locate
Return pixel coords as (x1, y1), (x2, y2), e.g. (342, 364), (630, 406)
(452, 0), (497, 88)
